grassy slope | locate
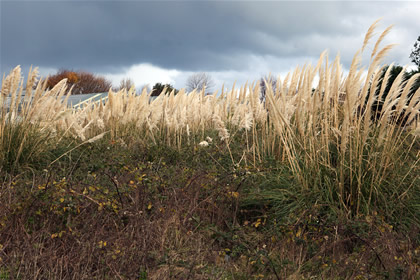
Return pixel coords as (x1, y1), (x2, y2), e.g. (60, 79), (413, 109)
(1, 22), (419, 279)
(0, 134), (418, 279)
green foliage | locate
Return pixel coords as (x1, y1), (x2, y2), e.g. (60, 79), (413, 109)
(410, 36), (420, 68)
(0, 132), (418, 279)
(369, 65), (419, 125)
(151, 82), (178, 97)
(0, 121), (52, 173)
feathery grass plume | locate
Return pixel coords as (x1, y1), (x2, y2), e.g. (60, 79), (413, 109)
(262, 20), (420, 218)
(87, 131), (108, 143)
(361, 18), (381, 53)
(1, 66), (21, 117)
(1, 67), (21, 122)
(240, 112), (253, 131)
(404, 86), (420, 126)
(212, 114), (229, 141)
(27, 78), (68, 122)
(371, 24), (393, 59)
(25, 66), (38, 94)
(1, 19), (417, 224)
(396, 73), (420, 114)
(199, 140), (209, 147)
(21, 66), (39, 116)
(1, 66), (63, 171)
(13, 76), (24, 117)
(1, 67), (14, 97)
(362, 66), (387, 132)
(363, 44), (397, 100)
(265, 82), (304, 185)
(378, 66), (408, 135)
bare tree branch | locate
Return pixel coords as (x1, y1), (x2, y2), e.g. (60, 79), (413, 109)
(119, 78), (135, 91)
(186, 72), (215, 94)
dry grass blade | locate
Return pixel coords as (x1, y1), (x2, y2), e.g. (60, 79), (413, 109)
(371, 24), (393, 59)
(362, 18), (381, 53)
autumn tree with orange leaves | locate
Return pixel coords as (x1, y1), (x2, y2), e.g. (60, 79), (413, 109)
(46, 69), (112, 94)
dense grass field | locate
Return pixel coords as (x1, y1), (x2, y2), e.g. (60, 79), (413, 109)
(1, 22), (419, 279)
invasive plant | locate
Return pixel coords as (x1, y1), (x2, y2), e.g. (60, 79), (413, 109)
(1, 20), (419, 278)
(0, 66), (71, 172)
(0, 66), (108, 172)
(1, 20), (419, 221)
(264, 20), (420, 219)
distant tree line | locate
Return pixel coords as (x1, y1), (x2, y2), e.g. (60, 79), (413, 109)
(45, 70), (217, 97)
(44, 36), (420, 108)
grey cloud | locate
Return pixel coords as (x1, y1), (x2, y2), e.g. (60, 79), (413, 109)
(1, 1), (251, 73)
(1, 1), (420, 79)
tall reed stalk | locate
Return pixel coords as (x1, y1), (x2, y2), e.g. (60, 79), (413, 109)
(0, 66), (71, 171)
(265, 22), (419, 217)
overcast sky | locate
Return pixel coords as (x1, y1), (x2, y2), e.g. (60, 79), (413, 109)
(1, 0), (420, 92)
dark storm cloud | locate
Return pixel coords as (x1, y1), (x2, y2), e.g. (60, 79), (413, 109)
(1, 1), (420, 78)
(1, 1), (252, 73)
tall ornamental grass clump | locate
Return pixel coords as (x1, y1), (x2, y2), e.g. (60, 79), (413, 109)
(68, 84), (268, 154)
(264, 21), (420, 219)
(1, 21), (418, 221)
(0, 66), (71, 172)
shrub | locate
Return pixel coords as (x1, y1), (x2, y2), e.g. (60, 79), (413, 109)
(151, 82), (178, 96)
(46, 69), (112, 94)
(118, 78), (135, 91)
